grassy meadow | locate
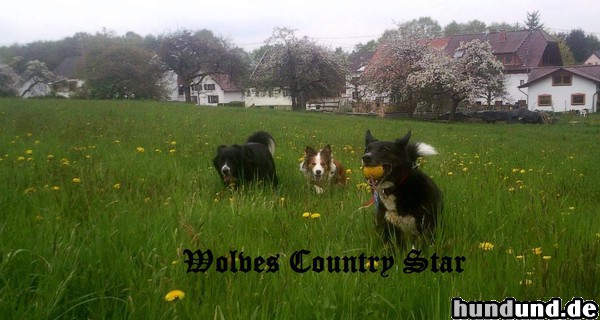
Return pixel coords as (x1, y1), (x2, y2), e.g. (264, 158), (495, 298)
(1, 98), (599, 319)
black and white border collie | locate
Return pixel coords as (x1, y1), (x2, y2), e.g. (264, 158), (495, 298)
(212, 131), (278, 187)
(300, 145), (347, 193)
(361, 130), (442, 248)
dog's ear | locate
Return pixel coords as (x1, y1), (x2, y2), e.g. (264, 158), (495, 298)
(321, 145), (332, 156)
(395, 131), (412, 149)
(365, 130), (377, 146)
(217, 145), (227, 153)
(304, 146), (316, 157)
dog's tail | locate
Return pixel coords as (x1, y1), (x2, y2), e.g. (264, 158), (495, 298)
(247, 131), (276, 155)
(408, 142), (438, 163)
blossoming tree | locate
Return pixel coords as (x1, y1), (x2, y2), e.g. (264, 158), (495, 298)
(408, 39), (505, 121)
(251, 28), (346, 111)
(362, 34), (432, 114)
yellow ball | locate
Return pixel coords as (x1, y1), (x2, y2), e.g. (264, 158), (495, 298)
(362, 165), (385, 180)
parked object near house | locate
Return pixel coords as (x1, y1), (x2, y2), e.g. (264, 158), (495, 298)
(519, 65), (600, 113)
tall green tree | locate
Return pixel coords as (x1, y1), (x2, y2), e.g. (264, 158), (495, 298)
(524, 11), (544, 30)
(251, 28), (346, 111)
(82, 35), (168, 100)
(156, 29), (249, 103)
(397, 17), (443, 39)
(565, 29), (593, 63)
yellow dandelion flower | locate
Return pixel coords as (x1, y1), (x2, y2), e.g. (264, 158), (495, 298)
(479, 242), (494, 251)
(24, 187), (36, 194)
(506, 248), (513, 254)
(51, 186), (60, 191)
(310, 213), (321, 219)
(302, 212), (311, 218)
(542, 256), (551, 260)
(462, 167), (469, 172)
(171, 141), (177, 146)
(532, 247), (542, 255)
(365, 260), (380, 268)
(515, 255), (524, 260)
(136, 147), (145, 153)
(508, 187), (516, 192)
(164, 289), (185, 302)
(113, 183), (121, 189)
(17, 156), (26, 161)
(169, 149), (176, 154)
(47, 154), (54, 160)
(519, 279), (533, 286)
(72, 178), (81, 184)
(519, 169), (526, 174)
(447, 171), (453, 176)
(346, 168), (352, 174)
(25, 149), (33, 155)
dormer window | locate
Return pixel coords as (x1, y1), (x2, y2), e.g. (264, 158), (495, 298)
(552, 74), (572, 86)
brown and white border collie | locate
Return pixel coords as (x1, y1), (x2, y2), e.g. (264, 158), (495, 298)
(300, 145), (347, 193)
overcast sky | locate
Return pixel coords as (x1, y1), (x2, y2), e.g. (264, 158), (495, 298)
(1, 0), (598, 51)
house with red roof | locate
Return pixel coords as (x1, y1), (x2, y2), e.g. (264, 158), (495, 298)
(438, 29), (562, 107)
(365, 29), (563, 110)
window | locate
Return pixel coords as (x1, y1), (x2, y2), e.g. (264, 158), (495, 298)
(538, 94), (552, 106)
(519, 80), (525, 86)
(208, 95), (219, 104)
(552, 74), (572, 86)
(203, 83), (216, 90)
(190, 84), (198, 92)
(498, 55), (515, 65)
(571, 93), (585, 105)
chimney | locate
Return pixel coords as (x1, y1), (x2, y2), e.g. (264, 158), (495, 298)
(498, 30), (506, 42)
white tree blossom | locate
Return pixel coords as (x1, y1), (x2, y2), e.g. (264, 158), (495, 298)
(251, 28), (346, 110)
(408, 39), (505, 120)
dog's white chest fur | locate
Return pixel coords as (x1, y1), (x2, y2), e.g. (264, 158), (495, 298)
(375, 182), (418, 234)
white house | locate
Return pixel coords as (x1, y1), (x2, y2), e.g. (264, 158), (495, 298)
(168, 72), (244, 106)
(243, 87), (292, 109)
(519, 65), (600, 113)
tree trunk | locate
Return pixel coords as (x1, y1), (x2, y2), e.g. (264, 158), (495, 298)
(449, 99), (460, 122)
(184, 85), (192, 103)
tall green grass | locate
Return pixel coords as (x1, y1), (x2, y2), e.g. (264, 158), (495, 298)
(1, 98), (599, 319)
